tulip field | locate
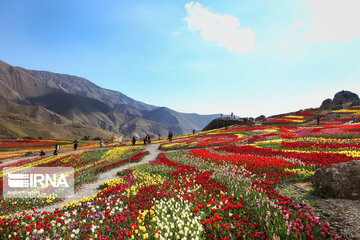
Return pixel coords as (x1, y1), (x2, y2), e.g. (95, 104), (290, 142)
(1, 119), (360, 239)
(0, 146), (147, 213)
(0, 139), (119, 160)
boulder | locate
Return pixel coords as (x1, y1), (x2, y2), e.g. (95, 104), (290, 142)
(320, 98), (333, 109)
(313, 160), (360, 200)
(333, 90), (360, 105)
(255, 115), (266, 122)
(202, 117), (247, 131)
(320, 90), (360, 110)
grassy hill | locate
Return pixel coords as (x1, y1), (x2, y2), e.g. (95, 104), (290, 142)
(0, 111), (118, 140)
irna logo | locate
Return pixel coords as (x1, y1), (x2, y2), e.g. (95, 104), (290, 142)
(7, 173), (69, 188)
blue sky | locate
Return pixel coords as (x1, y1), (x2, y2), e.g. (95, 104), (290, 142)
(1, 0), (360, 117)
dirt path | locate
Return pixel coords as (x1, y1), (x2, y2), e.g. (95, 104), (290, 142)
(35, 143), (162, 213)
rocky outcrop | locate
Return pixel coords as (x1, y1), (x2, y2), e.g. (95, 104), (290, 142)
(313, 160), (360, 200)
(320, 98), (333, 110)
(320, 90), (360, 110)
(202, 117), (253, 131)
(255, 115), (266, 122)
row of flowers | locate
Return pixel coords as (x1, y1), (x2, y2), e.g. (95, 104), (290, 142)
(1, 122), (357, 239)
(0, 146), (146, 214)
(0, 140), (119, 160)
(0, 139), (70, 149)
(0, 150), (335, 239)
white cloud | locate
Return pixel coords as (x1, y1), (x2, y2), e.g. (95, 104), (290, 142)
(290, 18), (305, 32)
(303, 0), (360, 42)
(184, 2), (255, 53)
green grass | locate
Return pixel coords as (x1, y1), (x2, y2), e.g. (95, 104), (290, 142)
(129, 162), (176, 176)
(0, 119), (28, 137)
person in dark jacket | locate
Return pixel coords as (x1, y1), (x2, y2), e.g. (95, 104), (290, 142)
(132, 136), (136, 146)
(53, 144), (59, 155)
(73, 139), (78, 150)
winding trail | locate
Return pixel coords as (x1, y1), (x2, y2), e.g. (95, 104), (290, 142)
(35, 143), (163, 213)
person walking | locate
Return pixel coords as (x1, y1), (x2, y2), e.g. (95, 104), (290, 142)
(192, 129), (195, 136)
(99, 137), (105, 148)
(53, 144), (59, 155)
(158, 133), (161, 140)
(73, 139), (78, 151)
(143, 136), (147, 145)
(168, 132), (173, 142)
(146, 134), (151, 144)
(132, 136), (136, 146)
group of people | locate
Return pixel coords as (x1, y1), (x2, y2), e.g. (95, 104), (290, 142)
(220, 113), (236, 119)
(131, 134), (152, 145)
(45, 137), (105, 156)
(143, 134), (151, 144)
(44, 130), (180, 157)
(130, 132), (175, 146)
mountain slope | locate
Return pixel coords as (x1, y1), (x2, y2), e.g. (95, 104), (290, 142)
(0, 60), (58, 102)
(28, 70), (157, 111)
(0, 59), (217, 138)
(142, 107), (218, 131)
(0, 111), (117, 140)
(27, 69), (218, 131)
(0, 97), (71, 124)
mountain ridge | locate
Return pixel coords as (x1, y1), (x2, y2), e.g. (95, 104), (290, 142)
(0, 60), (218, 139)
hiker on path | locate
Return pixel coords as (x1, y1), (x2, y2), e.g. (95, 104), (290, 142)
(132, 136), (136, 146)
(73, 139), (78, 150)
(99, 137), (105, 148)
(53, 144), (60, 155)
(168, 132), (173, 142)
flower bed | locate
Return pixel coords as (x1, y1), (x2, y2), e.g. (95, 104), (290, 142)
(1, 123), (357, 239)
(0, 146), (146, 214)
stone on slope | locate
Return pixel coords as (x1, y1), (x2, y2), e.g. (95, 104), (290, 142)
(313, 160), (360, 200)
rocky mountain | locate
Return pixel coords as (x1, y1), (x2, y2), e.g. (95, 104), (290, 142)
(28, 70), (157, 111)
(0, 60), (217, 139)
(202, 116), (257, 131)
(320, 90), (360, 110)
